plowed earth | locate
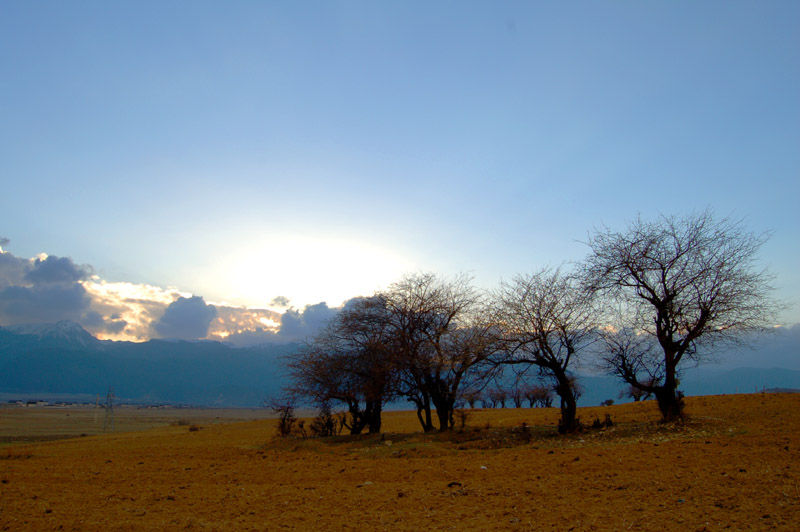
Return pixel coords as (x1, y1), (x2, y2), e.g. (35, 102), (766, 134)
(2, 394), (799, 531)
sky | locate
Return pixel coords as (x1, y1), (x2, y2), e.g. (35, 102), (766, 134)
(1, 1), (798, 344)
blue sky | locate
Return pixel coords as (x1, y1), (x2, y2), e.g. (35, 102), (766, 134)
(1, 1), (798, 341)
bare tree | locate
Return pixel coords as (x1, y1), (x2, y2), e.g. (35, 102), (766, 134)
(383, 273), (501, 431)
(494, 267), (596, 433)
(487, 387), (508, 408)
(523, 384), (554, 408)
(459, 387), (482, 409)
(583, 211), (779, 421)
(619, 383), (652, 402)
(510, 386), (524, 408)
(285, 296), (394, 434)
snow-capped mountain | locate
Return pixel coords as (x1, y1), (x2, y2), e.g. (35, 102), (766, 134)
(4, 320), (100, 351)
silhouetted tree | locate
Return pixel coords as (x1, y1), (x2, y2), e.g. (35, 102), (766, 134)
(460, 387), (482, 409)
(494, 267), (596, 433)
(583, 211), (779, 422)
(523, 384), (554, 408)
(269, 397), (297, 438)
(285, 296), (394, 434)
(510, 386), (524, 408)
(487, 387), (508, 408)
(382, 273), (501, 431)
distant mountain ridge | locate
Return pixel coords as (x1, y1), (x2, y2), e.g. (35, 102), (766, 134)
(1, 321), (798, 408)
(3, 320), (101, 351)
(0, 320), (297, 406)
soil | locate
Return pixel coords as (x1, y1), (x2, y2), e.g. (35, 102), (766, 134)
(1, 394), (798, 531)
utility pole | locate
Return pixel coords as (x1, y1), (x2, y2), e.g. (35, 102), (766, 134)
(103, 387), (115, 432)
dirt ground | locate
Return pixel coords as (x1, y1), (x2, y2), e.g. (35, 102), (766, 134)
(1, 394), (798, 531)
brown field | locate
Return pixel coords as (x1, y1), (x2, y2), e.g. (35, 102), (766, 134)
(1, 394), (798, 531)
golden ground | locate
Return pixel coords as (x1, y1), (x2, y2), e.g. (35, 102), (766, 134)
(1, 394), (798, 531)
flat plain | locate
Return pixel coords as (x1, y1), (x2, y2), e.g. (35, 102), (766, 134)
(1, 394), (798, 531)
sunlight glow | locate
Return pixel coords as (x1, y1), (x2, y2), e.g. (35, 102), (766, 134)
(207, 306), (282, 341)
(259, 316), (278, 328)
(82, 279), (190, 342)
(216, 235), (416, 309)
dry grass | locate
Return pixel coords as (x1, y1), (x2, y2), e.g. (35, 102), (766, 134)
(1, 394), (798, 531)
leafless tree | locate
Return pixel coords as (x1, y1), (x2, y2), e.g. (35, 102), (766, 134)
(619, 383), (652, 402)
(459, 387), (482, 409)
(523, 384), (554, 408)
(487, 387), (508, 408)
(382, 273), (501, 431)
(285, 296), (394, 434)
(583, 211), (779, 421)
(510, 386), (524, 408)
(494, 267), (597, 433)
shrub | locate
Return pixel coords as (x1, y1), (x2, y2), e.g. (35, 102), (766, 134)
(270, 398), (297, 438)
(309, 403), (339, 437)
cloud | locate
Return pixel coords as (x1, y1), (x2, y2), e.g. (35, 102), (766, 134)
(276, 302), (338, 342)
(151, 296), (218, 340)
(206, 305), (281, 345)
(0, 250), (93, 326)
(0, 242), (349, 344)
(81, 279), (185, 340)
(25, 255), (90, 284)
(270, 295), (291, 308)
(81, 309), (128, 335)
(0, 250), (31, 289)
(207, 302), (341, 346)
(0, 283), (91, 325)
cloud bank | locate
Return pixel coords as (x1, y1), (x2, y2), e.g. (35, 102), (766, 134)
(0, 238), (336, 345)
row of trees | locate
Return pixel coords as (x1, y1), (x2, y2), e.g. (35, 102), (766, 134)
(282, 211), (778, 433)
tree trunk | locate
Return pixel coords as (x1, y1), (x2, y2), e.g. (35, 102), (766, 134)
(655, 359), (684, 422)
(435, 407), (451, 432)
(431, 393), (456, 432)
(412, 395), (435, 432)
(366, 401), (382, 434)
(422, 395), (434, 432)
(346, 403), (366, 435)
(554, 377), (579, 434)
(654, 386), (683, 422)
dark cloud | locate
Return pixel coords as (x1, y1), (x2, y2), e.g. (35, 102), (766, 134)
(151, 296), (218, 340)
(0, 237), (9, 248)
(0, 251), (30, 289)
(25, 255), (89, 284)
(277, 302), (338, 342)
(0, 283), (91, 325)
(105, 318), (128, 335)
(0, 250), (96, 326)
(270, 295), (291, 308)
(82, 309), (128, 335)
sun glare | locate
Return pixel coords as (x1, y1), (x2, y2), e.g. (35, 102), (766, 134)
(219, 235), (415, 309)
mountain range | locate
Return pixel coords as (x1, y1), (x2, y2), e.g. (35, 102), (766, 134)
(1, 321), (798, 407)
(0, 321), (296, 406)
